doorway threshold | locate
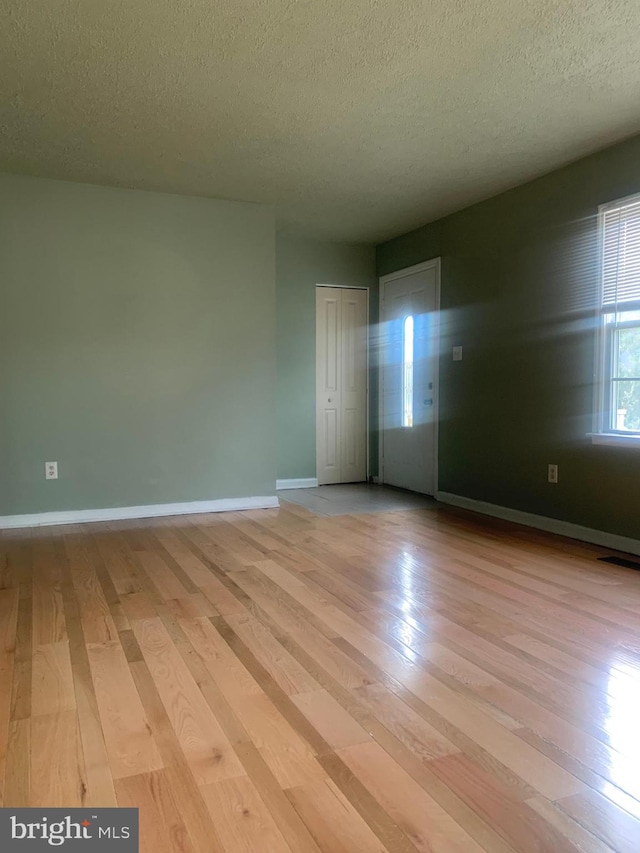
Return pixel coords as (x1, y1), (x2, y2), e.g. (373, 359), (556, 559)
(279, 483), (437, 517)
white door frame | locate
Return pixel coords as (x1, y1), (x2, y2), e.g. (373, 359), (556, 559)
(316, 284), (370, 482)
(378, 259), (441, 493)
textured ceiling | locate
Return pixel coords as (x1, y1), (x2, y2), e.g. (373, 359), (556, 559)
(2, 0), (640, 243)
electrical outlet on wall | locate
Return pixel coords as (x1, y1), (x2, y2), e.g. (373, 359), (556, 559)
(548, 464), (558, 484)
(453, 346), (463, 361)
(45, 461), (58, 480)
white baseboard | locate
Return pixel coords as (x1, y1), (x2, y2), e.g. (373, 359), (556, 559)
(276, 478), (319, 491)
(436, 491), (640, 557)
(0, 495), (280, 530)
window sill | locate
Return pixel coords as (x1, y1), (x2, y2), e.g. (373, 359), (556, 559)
(588, 432), (640, 448)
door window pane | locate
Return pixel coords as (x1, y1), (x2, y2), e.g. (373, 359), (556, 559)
(402, 315), (414, 427)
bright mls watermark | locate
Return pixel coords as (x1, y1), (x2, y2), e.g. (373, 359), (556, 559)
(0, 809), (138, 850)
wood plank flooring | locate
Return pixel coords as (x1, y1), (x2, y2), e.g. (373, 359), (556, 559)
(2, 499), (640, 852)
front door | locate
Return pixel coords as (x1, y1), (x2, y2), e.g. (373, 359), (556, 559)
(380, 261), (439, 494)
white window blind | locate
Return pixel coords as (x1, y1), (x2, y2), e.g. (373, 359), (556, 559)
(602, 195), (640, 313)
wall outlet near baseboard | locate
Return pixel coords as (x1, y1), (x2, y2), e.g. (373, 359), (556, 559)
(548, 464), (558, 484)
(45, 461), (58, 480)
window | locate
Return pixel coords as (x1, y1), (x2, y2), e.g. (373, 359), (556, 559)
(594, 194), (640, 443)
(402, 315), (414, 427)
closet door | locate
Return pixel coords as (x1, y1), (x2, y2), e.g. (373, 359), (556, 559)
(316, 287), (367, 485)
(340, 288), (367, 483)
(316, 287), (341, 485)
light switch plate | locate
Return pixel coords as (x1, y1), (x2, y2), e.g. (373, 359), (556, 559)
(453, 346), (463, 361)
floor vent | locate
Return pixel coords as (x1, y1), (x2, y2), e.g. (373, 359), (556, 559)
(598, 556), (640, 571)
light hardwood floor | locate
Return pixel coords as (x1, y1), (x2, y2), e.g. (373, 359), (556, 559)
(2, 499), (640, 852)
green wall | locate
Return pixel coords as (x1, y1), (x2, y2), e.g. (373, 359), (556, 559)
(276, 235), (376, 480)
(377, 134), (640, 540)
(0, 174), (276, 516)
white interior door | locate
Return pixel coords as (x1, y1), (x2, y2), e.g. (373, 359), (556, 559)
(380, 261), (439, 495)
(316, 287), (367, 485)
